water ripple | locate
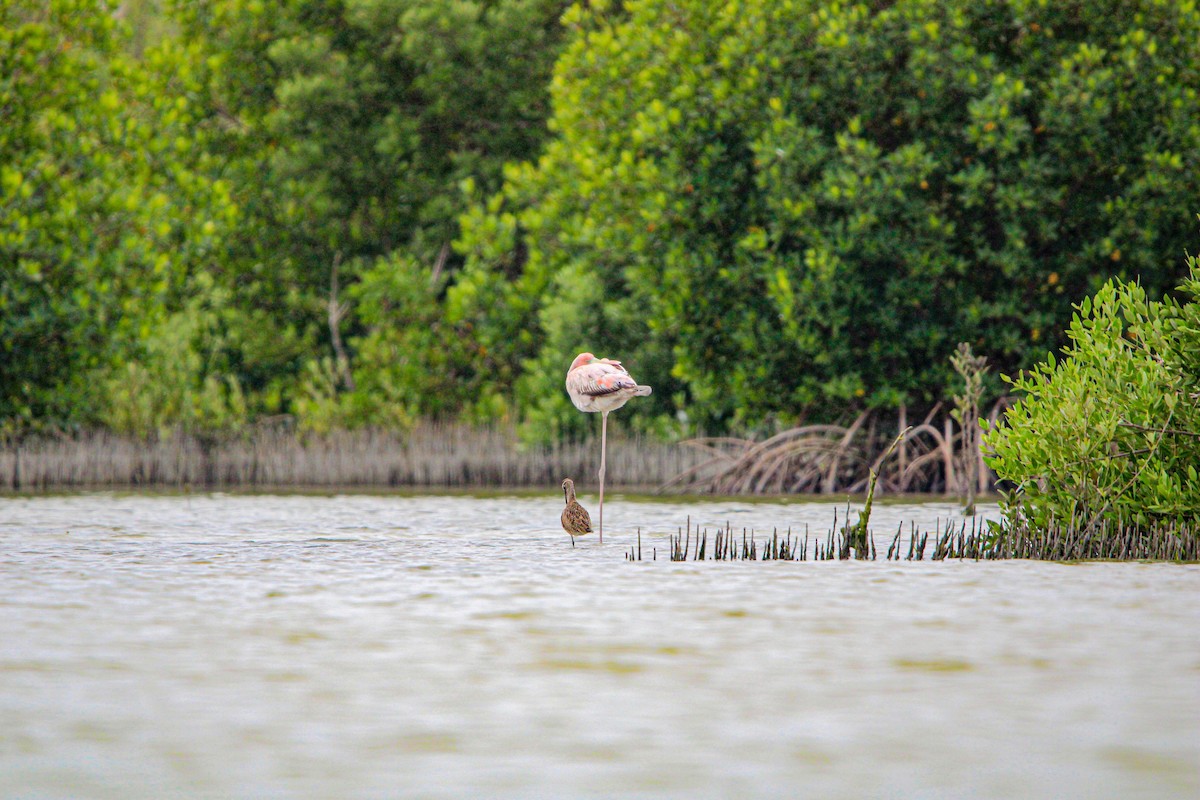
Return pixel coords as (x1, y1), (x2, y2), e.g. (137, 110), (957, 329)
(0, 492), (1197, 799)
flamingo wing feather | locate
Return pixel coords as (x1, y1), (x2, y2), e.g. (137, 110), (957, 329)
(568, 363), (637, 397)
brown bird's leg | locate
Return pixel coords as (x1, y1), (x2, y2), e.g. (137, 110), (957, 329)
(599, 410), (608, 543)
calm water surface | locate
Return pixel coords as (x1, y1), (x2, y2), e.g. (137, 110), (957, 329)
(2, 492), (1198, 799)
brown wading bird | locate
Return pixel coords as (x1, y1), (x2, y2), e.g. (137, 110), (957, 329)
(564, 352), (652, 543)
(560, 478), (593, 547)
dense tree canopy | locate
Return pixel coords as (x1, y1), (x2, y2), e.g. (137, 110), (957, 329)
(171, 0), (570, 430)
(1, 0), (1198, 444)
(454, 0), (1200, 438)
(1, 0), (568, 435)
(1, 0), (240, 433)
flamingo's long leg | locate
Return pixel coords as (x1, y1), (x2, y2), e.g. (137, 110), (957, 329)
(599, 411), (608, 543)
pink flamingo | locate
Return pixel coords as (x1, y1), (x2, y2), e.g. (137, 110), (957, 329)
(565, 352), (652, 542)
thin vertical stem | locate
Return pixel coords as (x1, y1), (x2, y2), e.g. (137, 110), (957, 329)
(599, 411), (608, 543)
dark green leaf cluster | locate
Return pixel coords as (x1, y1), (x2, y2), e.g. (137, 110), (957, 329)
(3, 0), (1199, 452)
(455, 0), (1200, 438)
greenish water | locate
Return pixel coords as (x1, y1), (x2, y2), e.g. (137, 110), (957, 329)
(2, 493), (1197, 798)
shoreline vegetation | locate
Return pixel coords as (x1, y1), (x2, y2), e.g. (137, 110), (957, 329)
(0, 408), (998, 495)
(6, 418), (1197, 562)
(644, 514), (1199, 563)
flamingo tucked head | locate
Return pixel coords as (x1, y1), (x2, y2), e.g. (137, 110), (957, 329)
(569, 352), (596, 372)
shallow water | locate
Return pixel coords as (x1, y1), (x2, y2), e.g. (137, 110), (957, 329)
(2, 492), (1198, 799)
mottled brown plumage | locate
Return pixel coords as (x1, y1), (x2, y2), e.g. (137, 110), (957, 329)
(560, 478), (593, 547)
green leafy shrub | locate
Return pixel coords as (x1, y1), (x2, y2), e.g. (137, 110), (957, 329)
(984, 250), (1200, 527)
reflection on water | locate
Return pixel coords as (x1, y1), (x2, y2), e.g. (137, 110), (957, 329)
(1, 493), (1198, 798)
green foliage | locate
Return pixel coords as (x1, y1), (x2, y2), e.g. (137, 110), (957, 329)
(4, 0), (1200, 450)
(985, 251), (1200, 527)
(456, 0), (1200, 439)
(118, 0), (175, 56)
(171, 0), (568, 430)
(101, 294), (250, 438)
(0, 0), (566, 435)
(294, 253), (492, 431)
(1, 0), (239, 433)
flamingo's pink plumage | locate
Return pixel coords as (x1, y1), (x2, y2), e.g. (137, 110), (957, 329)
(564, 352), (651, 543)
